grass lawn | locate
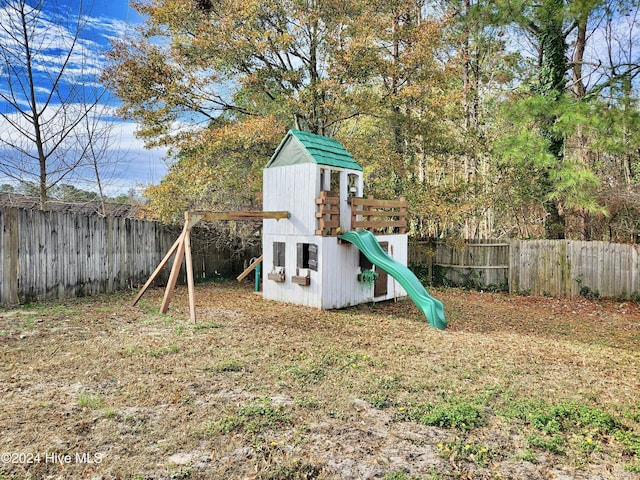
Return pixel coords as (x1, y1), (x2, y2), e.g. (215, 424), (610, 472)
(1, 282), (639, 479)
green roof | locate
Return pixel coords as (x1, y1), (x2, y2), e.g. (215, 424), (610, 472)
(267, 129), (362, 171)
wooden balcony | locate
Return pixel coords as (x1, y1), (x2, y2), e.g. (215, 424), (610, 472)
(315, 192), (407, 237)
(350, 196), (407, 234)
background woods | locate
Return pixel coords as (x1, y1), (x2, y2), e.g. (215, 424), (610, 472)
(98, 0), (639, 243)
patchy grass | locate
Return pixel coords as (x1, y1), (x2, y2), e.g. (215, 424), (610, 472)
(0, 284), (639, 479)
(78, 393), (103, 409)
(395, 396), (486, 431)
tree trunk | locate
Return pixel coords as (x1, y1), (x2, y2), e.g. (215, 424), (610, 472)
(537, 0), (568, 239)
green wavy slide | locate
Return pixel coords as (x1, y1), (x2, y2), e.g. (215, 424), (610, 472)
(339, 230), (447, 329)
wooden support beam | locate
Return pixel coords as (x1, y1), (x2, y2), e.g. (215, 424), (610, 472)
(236, 255), (263, 282)
(160, 226), (187, 314)
(186, 210), (289, 228)
(350, 197), (407, 208)
(352, 220), (407, 229)
(319, 219), (340, 228)
(131, 233), (183, 306)
(315, 197), (339, 205)
(184, 226), (196, 322)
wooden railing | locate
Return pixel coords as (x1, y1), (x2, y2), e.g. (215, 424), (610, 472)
(350, 196), (407, 234)
(315, 191), (340, 236)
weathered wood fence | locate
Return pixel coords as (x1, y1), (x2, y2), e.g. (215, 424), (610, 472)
(4, 204), (640, 304)
(0, 207), (251, 305)
(410, 239), (640, 299)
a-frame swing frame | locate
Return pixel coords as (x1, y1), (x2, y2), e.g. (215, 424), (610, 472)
(132, 210), (289, 322)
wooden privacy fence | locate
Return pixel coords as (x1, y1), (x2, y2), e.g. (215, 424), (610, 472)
(410, 239), (640, 299)
(0, 206), (251, 305)
(510, 240), (640, 299)
(4, 204), (640, 304)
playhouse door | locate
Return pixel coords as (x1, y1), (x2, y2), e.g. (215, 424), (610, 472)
(374, 242), (388, 297)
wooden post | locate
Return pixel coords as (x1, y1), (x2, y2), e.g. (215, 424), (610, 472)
(236, 255), (264, 282)
(160, 225), (187, 314)
(183, 222), (196, 322)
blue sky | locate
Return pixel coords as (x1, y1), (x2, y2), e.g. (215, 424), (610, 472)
(0, 0), (168, 197)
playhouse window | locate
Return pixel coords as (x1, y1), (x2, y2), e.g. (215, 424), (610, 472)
(320, 168), (341, 194)
(297, 243), (318, 271)
(330, 170), (340, 193)
(359, 251), (373, 270)
(273, 242), (285, 268)
(320, 168), (328, 191)
(347, 173), (359, 197)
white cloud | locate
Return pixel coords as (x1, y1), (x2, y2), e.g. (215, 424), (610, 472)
(0, 112), (168, 194)
(0, 1), (168, 194)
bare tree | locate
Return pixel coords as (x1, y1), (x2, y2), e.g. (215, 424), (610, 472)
(0, 0), (107, 209)
(70, 100), (130, 216)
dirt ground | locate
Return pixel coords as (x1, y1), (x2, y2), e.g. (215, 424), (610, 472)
(1, 282), (639, 479)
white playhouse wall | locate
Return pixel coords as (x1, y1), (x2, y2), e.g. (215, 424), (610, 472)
(262, 163), (321, 307)
(263, 163), (319, 237)
(320, 234), (408, 310)
(262, 231), (408, 310)
(262, 158), (407, 310)
(261, 232), (321, 307)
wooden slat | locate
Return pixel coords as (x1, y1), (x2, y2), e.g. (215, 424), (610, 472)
(352, 207), (406, 216)
(437, 264), (509, 269)
(236, 255), (263, 281)
(352, 220), (407, 229)
(315, 197), (339, 205)
(319, 219), (340, 228)
(350, 197), (407, 208)
(0, 208), (19, 304)
(316, 209), (340, 217)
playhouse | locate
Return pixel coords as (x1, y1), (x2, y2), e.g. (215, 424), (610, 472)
(262, 129), (410, 310)
(135, 129), (446, 329)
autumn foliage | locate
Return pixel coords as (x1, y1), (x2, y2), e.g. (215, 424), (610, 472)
(103, 0), (640, 243)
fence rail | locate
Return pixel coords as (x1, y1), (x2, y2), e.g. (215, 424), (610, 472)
(0, 206), (251, 305)
(410, 239), (640, 299)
